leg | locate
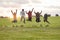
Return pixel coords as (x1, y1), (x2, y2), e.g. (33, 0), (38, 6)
(46, 20), (50, 24)
(36, 18), (37, 22)
(28, 17), (30, 21)
(44, 18), (46, 22)
(45, 19), (50, 24)
(30, 18), (32, 21)
(24, 16), (25, 23)
(37, 18), (39, 22)
(36, 18), (39, 22)
(38, 18), (40, 22)
(30, 17), (32, 21)
(21, 16), (22, 22)
(29, 18), (30, 21)
(14, 20), (17, 22)
(12, 20), (17, 23)
(44, 20), (45, 22)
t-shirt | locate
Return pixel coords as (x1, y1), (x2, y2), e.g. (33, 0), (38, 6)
(44, 14), (48, 19)
(27, 11), (32, 18)
(35, 13), (40, 18)
(20, 11), (25, 16)
(13, 13), (16, 20)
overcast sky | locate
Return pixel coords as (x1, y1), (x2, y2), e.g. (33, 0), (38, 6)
(0, 0), (60, 8)
(0, 0), (60, 17)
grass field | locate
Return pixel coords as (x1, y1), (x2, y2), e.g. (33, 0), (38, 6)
(0, 16), (60, 40)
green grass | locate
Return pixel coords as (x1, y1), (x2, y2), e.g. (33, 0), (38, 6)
(0, 16), (60, 40)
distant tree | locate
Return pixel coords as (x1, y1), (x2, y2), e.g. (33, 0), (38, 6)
(4, 16), (8, 18)
(47, 14), (51, 17)
(0, 16), (8, 18)
(56, 14), (59, 16)
(40, 15), (43, 17)
(0, 16), (4, 18)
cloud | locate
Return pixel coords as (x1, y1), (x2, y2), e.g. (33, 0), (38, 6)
(0, 0), (29, 4)
(0, 0), (60, 9)
(31, 0), (41, 3)
(0, 2), (20, 8)
(0, 0), (29, 7)
(46, 6), (60, 9)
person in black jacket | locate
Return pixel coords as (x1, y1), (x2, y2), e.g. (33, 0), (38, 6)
(44, 13), (50, 24)
(34, 10), (42, 22)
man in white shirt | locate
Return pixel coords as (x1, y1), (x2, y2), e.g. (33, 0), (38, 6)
(20, 9), (26, 23)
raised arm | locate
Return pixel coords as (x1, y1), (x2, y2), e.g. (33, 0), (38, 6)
(16, 9), (17, 14)
(34, 11), (36, 14)
(31, 8), (34, 12)
(11, 10), (13, 14)
(25, 11), (27, 14)
(39, 10), (42, 14)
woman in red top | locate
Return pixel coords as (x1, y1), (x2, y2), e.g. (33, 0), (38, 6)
(26, 8), (34, 21)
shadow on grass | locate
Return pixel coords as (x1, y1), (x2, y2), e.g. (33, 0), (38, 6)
(40, 24), (43, 27)
(45, 25), (49, 27)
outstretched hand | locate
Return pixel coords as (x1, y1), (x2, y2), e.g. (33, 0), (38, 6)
(39, 10), (42, 14)
(32, 8), (34, 12)
(11, 10), (13, 13)
(11, 10), (12, 12)
(25, 11), (27, 14)
(41, 10), (42, 13)
(32, 8), (34, 10)
(16, 9), (17, 13)
(41, 10), (42, 12)
(16, 9), (17, 11)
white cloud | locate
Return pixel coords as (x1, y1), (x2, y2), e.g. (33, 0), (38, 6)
(0, 0), (60, 17)
(0, 0), (29, 4)
(0, 0), (29, 7)
(31, 0), (41, 3)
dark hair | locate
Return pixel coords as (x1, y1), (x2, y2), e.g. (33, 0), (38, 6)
(22, 9), (24, 11)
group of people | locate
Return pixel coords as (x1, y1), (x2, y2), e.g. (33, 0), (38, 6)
(11, 8), (50, 24)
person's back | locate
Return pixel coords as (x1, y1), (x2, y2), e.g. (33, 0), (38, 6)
(35, 12), (40, 18)
(13, 12), (16, 20)
(26, 8), (34, 21)
(44, 14), (48, 20)
(34, 10), (42, 22)
(44, 13), (50, 24)
(11, 9), (17, 23)
(20, 9), (26, 23)
(27, 11), (32, 18)
(34, 11), (42, 22)
(20, 11), (25, 16)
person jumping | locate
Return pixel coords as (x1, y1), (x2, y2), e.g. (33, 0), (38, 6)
(11, 9), (17, 23)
